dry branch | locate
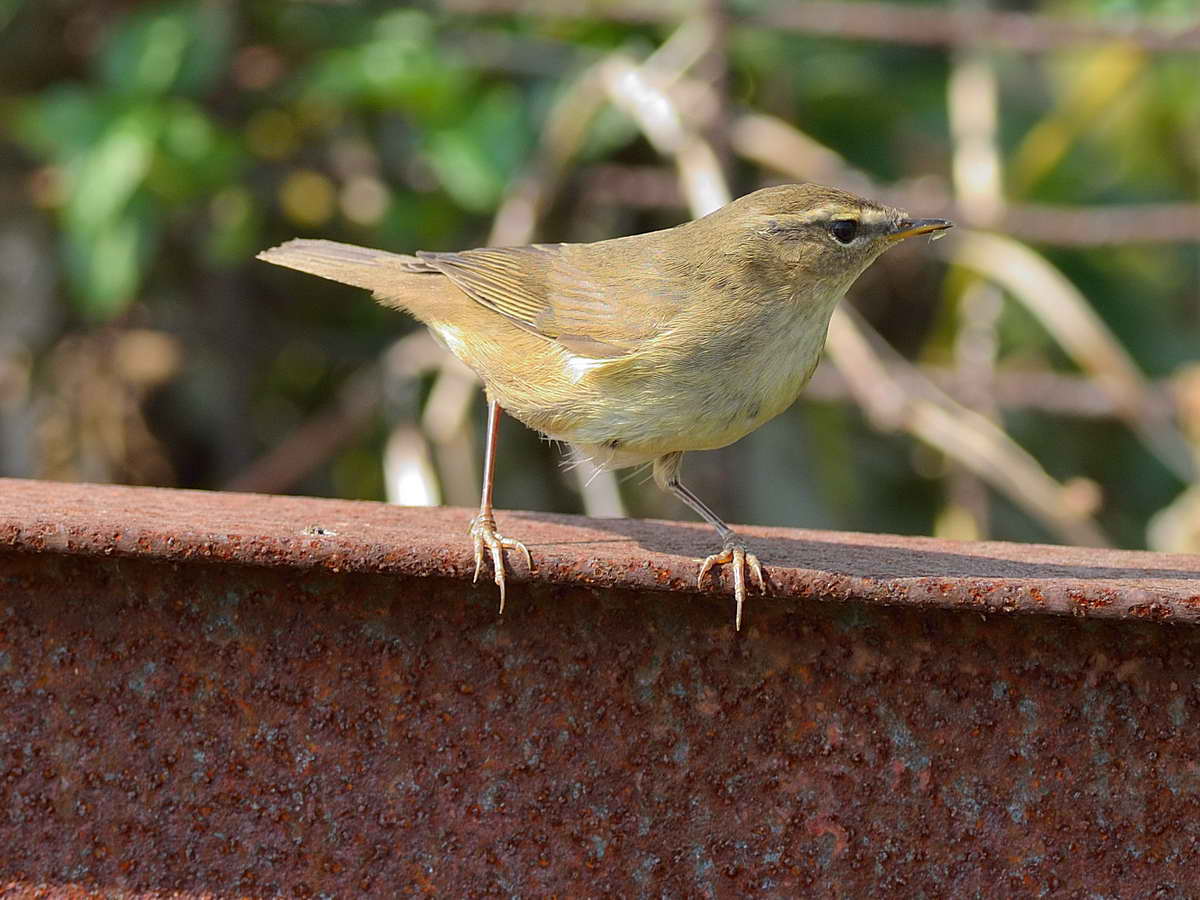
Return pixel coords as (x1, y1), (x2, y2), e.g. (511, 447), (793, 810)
(442, 0), (1200, 52)
(949, 232), (1196, 483)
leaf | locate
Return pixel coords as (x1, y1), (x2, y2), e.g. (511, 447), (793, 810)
(424, 86), (529, 211)
(150, 100), (244, 201)
(99, 2), (231, 99)
(15, 85), (108, 159)
(301, 9), (472, 119)
(63, 210), (157, 320)
(100, 8), (189, 97)
(64, 106), (159, 235)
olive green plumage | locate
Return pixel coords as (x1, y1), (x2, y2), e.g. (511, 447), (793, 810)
(260, 184), (943, 466)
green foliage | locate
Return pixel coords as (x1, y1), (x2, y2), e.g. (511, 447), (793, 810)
(425, 85), (531, 211)
(12, 1), (240, 319)
(98, 3), (231, 99)
(0, 0), (1195, 549)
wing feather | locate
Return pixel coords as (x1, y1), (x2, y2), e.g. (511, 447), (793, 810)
(417, 246), (558, 332)
(417, 240), (684, 359)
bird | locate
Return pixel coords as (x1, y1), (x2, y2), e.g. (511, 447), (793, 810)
(258, 183), (951, 628)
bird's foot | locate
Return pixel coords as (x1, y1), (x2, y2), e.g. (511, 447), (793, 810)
(468, 512), (533, 614)
(697, 536), (767, 631)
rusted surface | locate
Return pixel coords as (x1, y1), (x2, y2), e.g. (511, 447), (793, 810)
(2, 478), (1200, 895)
(2, 478), (1199, 624)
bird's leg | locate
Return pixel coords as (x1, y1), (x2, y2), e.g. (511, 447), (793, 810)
(469, 400), (532, 613)
(653, 452), (766, 630)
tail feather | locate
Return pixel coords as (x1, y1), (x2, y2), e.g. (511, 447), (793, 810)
(257, 239), (431, 296)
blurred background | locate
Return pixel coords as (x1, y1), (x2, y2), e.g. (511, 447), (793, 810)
(0, 0), (1197, 551)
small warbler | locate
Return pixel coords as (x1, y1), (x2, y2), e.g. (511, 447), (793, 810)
(259, 183), (951, 628)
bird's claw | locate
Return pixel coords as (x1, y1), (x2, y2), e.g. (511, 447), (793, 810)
(468, 513), (532, 614)
(698, 537), (767, 631)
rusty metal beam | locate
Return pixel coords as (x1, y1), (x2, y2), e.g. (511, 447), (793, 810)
(2, 479), (1197, 623)
(2, 477), (1200, 894)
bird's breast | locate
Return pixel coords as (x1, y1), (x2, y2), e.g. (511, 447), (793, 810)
(560, 292), (840, 464)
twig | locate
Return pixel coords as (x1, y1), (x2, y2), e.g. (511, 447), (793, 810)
(418, 354), (481, 508)
(831, 307), (1110, 547)
(942, 34), (1005, 538)
(948, 232), (1196, 483)
(224, 332), (446, 495)
(804, 363), (1174, 420)
(223, 361), (383, 495)
(1000, 204), (1200, 246)
(442, 0), (1200, 52)
(384, 425), (442, 506)
(488, 62), (611, 246)
(757, 2), (1200, 53)
(601, 18), (728, 214)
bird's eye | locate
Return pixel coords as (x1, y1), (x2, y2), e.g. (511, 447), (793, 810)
(829, 219), (859, 244)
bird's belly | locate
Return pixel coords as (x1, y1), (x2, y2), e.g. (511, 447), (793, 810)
(558, 323), (826, 467)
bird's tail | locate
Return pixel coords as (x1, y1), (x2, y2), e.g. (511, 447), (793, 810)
(257, 239), (433, 298)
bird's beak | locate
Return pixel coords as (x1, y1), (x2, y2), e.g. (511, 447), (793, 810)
(888, 217), (953, 242)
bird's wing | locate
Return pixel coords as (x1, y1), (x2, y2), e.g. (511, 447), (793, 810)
(414, 241), (683, 358)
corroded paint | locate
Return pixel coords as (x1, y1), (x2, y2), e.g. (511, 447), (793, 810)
(0, 555), (1198, 893)
(2, 478), (1200, 893)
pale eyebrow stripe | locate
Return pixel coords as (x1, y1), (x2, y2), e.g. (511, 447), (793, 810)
(793, 204), (894, 224)
(788, 204), (855, 224)
(766, 205), (890, 235)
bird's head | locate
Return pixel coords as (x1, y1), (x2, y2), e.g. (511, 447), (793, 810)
(693, 183), (952, 297)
